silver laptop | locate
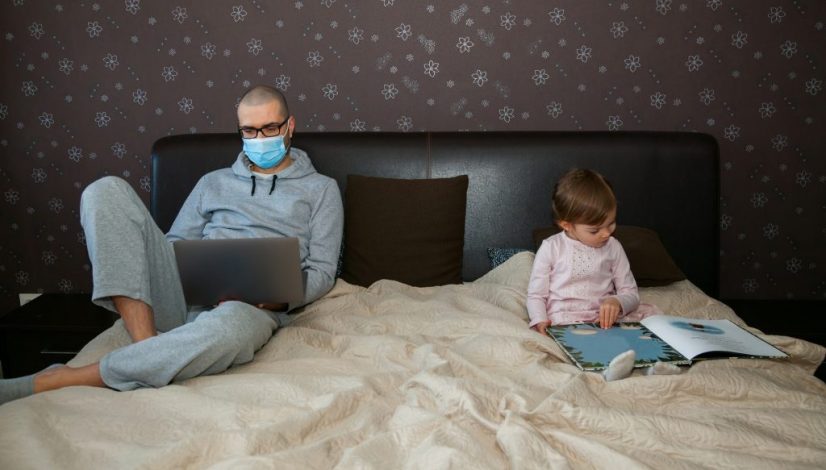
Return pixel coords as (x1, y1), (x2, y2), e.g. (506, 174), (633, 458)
(173, 237), (305, 306)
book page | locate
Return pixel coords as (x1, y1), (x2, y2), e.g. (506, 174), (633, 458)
(641, 315), (787, 360)
(546, 323), (690, 371)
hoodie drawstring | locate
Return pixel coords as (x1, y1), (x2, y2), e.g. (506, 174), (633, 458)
(250, 174), (278, 196)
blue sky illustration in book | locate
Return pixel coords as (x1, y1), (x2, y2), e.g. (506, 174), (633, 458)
(549, 323), (684, 369)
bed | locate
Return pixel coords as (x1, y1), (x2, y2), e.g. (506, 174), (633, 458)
(1, 132), (824, 468)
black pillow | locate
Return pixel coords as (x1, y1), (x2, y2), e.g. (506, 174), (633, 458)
(342, 175), (468, 287)
(532, 225), (686, 287)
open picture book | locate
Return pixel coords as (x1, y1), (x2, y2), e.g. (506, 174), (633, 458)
(546, 315), (788, 371)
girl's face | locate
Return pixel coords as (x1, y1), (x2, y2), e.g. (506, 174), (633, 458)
(559, 208), (617, 248)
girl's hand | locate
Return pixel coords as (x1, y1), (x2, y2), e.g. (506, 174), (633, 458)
(532, 320), (552, 336)
(599, 299), (622, 329)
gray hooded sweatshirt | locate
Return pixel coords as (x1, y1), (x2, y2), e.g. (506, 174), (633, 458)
(166, 147), (343, 309)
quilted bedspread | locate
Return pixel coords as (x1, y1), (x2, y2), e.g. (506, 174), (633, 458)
(1, 252), (825, 469)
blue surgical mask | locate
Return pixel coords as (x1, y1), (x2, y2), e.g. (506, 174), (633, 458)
(243, 135), (288, 169)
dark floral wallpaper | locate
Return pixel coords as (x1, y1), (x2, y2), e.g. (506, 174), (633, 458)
(1, 0), (824, 314)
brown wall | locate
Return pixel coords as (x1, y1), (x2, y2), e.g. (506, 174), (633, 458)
(1, 1), (824, 314)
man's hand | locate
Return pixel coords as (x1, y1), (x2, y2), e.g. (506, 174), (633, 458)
(598, 298), (622, 329)
(532, 320), (552, 336)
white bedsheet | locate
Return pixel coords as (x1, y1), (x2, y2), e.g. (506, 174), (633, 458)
(1, 252), (824, 469)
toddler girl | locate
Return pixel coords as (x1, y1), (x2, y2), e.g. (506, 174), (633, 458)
(527, 168), (679, 380)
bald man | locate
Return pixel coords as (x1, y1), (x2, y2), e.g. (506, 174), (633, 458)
(1, 86), (343, 403)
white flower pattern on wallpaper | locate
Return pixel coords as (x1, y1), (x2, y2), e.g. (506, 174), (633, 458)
(423, 60), (439, 78)
(0, 1), (824, 305)
(85, 21), (102, 38)
(576, 45), (592, 63)
(125, 0), (141, 15)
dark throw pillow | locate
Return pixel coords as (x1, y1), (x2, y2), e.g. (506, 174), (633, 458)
(532, 225), (686, 287)
(341, 175), (469, 287)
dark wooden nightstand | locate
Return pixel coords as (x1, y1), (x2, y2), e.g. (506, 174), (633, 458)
(0, 294), (117, 378)
(722, 299), (826, 381)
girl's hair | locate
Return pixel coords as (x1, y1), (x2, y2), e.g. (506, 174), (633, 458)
(552, 169), (616, 226)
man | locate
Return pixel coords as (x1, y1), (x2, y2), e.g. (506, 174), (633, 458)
(0, 86), (343, 403)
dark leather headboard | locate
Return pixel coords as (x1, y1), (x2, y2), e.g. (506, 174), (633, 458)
(151, 131), (719, 296)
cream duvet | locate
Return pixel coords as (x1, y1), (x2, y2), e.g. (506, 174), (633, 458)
(1, 252), (824, 469)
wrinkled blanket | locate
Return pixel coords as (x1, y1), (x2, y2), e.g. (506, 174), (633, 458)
(1, 252), (825, 469)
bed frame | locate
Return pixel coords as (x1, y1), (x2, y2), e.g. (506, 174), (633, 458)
(151, 131), (720, 296)
(12, 133), (826, 470)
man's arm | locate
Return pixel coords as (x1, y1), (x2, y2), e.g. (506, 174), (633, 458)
(293, 179), (343, 309)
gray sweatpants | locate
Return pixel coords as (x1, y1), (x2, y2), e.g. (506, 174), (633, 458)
(80, 176), (278, 391)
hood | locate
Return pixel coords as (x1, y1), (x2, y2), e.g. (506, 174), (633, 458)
(231, 147), (317, 195)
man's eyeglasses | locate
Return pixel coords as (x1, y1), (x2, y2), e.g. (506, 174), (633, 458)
(238, 117), (290, 139)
